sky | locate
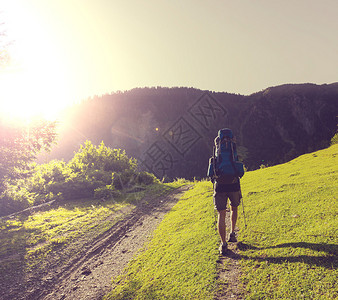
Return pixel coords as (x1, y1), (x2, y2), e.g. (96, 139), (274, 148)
(0, 0), (338, 120)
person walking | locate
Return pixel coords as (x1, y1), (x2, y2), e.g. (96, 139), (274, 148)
(214, 174), (241, 255)
(208, 128), (243, 255)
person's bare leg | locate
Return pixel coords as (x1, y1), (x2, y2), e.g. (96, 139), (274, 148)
(218, 209), (227, 245)
(230, 205), (238, 233)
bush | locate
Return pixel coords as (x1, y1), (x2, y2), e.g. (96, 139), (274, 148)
(68, 141), (137, 175)
(0, 179), (38, 216)
(330, 132), (338, 145)
(0, 140), (158, 216)
(136, 171), (159, 185)
(112, 170), (159, 190)
(94, 185), (120, 199)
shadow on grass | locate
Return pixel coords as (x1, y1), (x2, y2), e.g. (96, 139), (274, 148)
(0, 214), (43, 300)
(237, 242), (338, 269)
(265, 242), (337, 256)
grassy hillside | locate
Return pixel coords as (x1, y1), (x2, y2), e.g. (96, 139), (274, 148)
(238, 143), (337, 299)
(105, 144), (337, 299)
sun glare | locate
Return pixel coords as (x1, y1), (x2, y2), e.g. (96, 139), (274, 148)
(0, 68), (72, 122)
(0, 66), (75, 123)
(0, 0), (76, 123)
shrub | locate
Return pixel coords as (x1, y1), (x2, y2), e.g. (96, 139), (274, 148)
(331, 132), (338, 145)
(0, 140), (158, 216)
(136, 171), (159, 185)
(94, 185), (120, 199)
(68, 141), (137, 175)
(0, 181), (34, 216)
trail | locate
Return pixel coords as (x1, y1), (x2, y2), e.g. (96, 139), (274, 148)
(2, 186), (190, 300)
(1, 184), (246, 299)
(41, 186), (191, 300)
(215, 208), (245, 299)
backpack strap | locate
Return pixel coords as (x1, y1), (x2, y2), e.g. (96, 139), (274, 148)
(212, 145), (218, 179)
(230, 141), (240, 178)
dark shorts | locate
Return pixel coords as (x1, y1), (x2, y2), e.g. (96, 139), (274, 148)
(213, 179), (241, 211)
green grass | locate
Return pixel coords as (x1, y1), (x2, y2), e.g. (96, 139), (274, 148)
(0, 181), (182, 278)
(104, 180), (219, 300)
(104, 145), (337, 300)
(1, 145), (337, 299)
(238, 144), (338, 299)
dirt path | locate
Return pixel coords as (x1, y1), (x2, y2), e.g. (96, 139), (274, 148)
(2, 185), (245, 300)
(42, 186), (191, 300)
(3, 185), (189, 300)
(215, 209), (245, 300)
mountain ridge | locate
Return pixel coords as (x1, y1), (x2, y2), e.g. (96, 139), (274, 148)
(41, 82), (338, 179)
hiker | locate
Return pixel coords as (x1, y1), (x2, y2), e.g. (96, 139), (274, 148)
(207, 128), (244, 255)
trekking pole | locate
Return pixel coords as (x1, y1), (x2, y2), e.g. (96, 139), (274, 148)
(241, 196), (247, 228)
(212, 180), (217, 231)
(214, 208), (218, 231)
(210, 145), (217, 231)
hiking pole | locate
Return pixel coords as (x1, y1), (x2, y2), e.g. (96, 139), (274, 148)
(211, 145), (218, 231)
(214, 207), (218, 231)
(241, 196), (247, 228)
(212, 180), (218, 231)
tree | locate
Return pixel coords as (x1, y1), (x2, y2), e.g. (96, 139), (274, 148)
(0, 120), (57, 188)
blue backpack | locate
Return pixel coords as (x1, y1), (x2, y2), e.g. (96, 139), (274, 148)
(207, 128), (244, 179)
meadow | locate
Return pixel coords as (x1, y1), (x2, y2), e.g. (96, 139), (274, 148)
(0, 144), (337, 299)
(105, 144), (337, 299)
(238, 144), (337, 299)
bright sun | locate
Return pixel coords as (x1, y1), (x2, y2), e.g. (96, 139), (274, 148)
(0, 1), (75, 123)
(0, 68), (72, 122)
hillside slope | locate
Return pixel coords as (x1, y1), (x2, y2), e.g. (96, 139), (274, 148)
(238, 143), (338, 299)
(1, 145), (336, 299)
(104, 144), (337, 299)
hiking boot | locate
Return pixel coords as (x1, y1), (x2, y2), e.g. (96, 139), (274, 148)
(219, 243), (228, 255)
(228, 232), (237, 243)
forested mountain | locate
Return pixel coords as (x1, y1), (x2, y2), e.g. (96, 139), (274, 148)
(41, 83), (338, 179)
